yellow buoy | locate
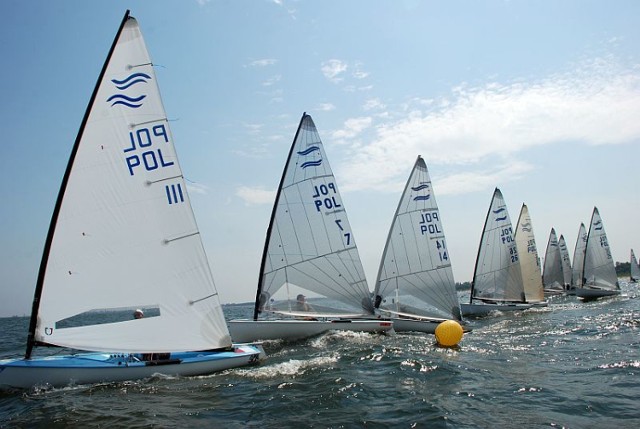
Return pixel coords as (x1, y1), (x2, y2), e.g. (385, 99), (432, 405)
(435, 320), (464, 347)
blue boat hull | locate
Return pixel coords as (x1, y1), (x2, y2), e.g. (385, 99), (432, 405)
(0, 344), (264, 390)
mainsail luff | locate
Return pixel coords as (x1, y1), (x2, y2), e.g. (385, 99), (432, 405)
(558, 235), (572, 287)
(254, 113), (372, 318)
(582, 207), (619, 291)
(514, 204), (545, 303)
(374, 155), (461, 320)
(26, 11), (132, 359)
(26, 11), (231, 356)
(470, 188), (524, 303)
(542, 228), (564, 292)
(630, 249), (640, 282)
(571, 223), (587, 287)
(252, 113), (308, 320)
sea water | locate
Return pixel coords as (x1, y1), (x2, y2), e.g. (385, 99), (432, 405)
(1, 282), (638, 428)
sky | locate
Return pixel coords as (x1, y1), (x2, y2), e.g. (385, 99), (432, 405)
(1, 0), (639, 317)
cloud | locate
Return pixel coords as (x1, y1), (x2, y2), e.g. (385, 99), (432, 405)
(321, 59), (348, 83)
(335, 57), (640, 194)
(316, 103), (336, 111)
(248, 59), (277, 67)
(331, 116), (372, 140)
(363, 98), (385, 111)
(236, 186), (276, 205)
(185, 181), (209, 195)
(262, 74), (282, 87)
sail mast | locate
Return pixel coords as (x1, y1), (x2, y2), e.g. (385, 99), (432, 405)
(252, 112), (308, 320)
(373, 155), (422, 307)
(25, 10), (131, 359)
(469, 187), (498, 304)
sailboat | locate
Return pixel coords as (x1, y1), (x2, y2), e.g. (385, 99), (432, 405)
(575, 207), (621, 299)
(542, 228), (565, 295)
(460, 188), (531, 316)
(0, 11), (263, 390)
(372, 155), (463, 333)
(513, 204), (546, 306)
(227, 114), (393, 342)
(630, 249), (640, 283)
(570, 223), (587, 291)
(558, 235), (572, 289)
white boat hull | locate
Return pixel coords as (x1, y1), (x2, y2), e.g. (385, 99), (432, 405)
(574, 288), (620, 300)
(228, 319), (394, 342)
(0, 344), (264, 390)
(460, 303), (532, 317)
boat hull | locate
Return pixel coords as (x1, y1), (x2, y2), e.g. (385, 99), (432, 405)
(460, 303), (532, 317)
(228, 319), (394, 342)
(0, 344), (264, 390)
(574, 288), (620, 300)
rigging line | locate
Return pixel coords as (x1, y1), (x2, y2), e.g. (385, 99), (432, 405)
(129, 117), (167, 128)
(164, 231), (199, 244)
(146, 175), (183, 185)
(190, 292), (218, 305)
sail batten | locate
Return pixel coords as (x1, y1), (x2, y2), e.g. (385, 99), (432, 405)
(514, 204), (545, 303)
(27, 12), (231, 355)
(582, 207), (619, 291)
(254, 114), (373, 318)
(374, 156), (461, 321)
(471, 188), (525, 304)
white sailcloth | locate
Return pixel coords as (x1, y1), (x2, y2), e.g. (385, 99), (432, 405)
(374, 155), (461, 320)
(571, 223), (587, 287)
(582, 207), (619, 291)
(542, 228), (564, 293)
(630, 249), (640, 282)
(470, 188), (525, 303)
(514, 204), (545, 303)
(32, 16), (230, 353)
(254, 113), (372, 318)
(558, 235), (572, 287)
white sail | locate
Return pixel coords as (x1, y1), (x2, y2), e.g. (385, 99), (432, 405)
(31, 16), (230, 353)
(630, 249), (640, 282)
(470, 188), (525, 303)
(514, 204), (545, 303)
(582, 207), (619, 291)
(542, 228), (564, 293)
(374, 155), (461, 321)
(253, 113), (372, 318)
(558, 235), (572, 287)
(571, 223), (587, 287)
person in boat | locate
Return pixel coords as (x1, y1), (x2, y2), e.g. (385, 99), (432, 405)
(295, 294), (317, 320)
(133, 308), (169, 361)
(295, 294), (313, 312)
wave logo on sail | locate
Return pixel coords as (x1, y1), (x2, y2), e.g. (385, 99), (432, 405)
(493, 207), (507, 222)
(521, 222), (532, 232)
(298, 146), (323, 169)
(412, 183), (431, 201)
(107, 73), (151, 108)
(593, 220), (603, 230)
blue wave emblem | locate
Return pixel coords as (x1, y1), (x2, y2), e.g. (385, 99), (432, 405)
(301, 159), (322, 169)
(495, 216), (507, 222)
(413, 195), (431, 201)
(107, 73), (151, 109)
(111, 73), (152, 90)
(411, 184), (430, 191)
(107, 94), (147, 108)
(493, 208), (506, 214)
(594, 220), (603, 230)
(297, 146), (320, 156)
(521, 227), (532, 232)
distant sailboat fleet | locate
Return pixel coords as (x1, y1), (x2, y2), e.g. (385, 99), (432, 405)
(1, 9), (634, 391)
